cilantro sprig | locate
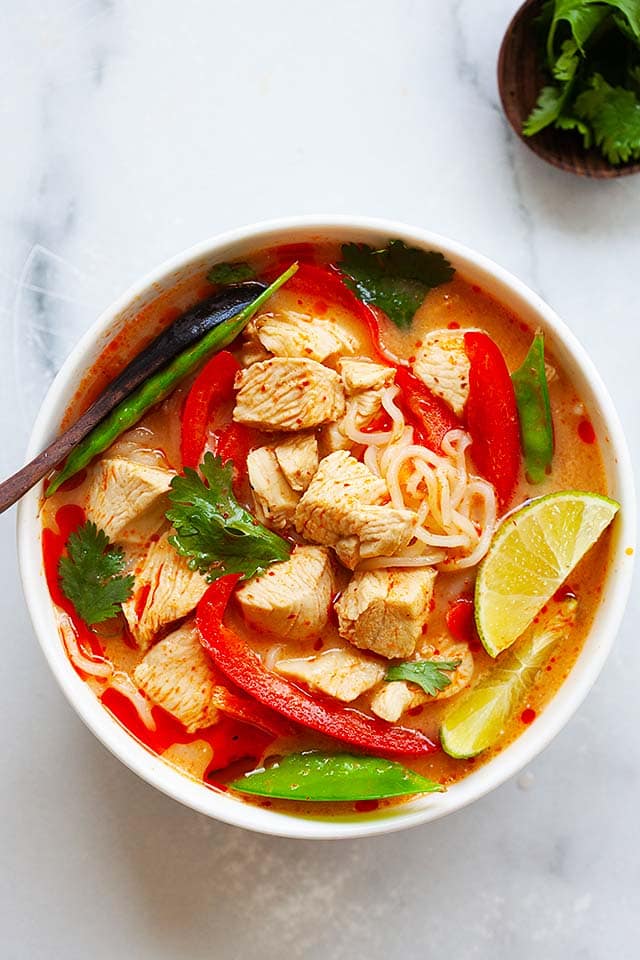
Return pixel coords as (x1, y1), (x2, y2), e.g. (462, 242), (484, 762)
(207, 261), (256, 285)
(523, 1), (640, 165)
(58, 522), (135, 625)
(338, 240), (455, 330)
(575, 73), (640, 162)
(385, 659), (462, 697)
(166, 453), (291, 581)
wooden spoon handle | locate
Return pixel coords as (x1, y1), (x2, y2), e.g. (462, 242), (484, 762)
(0, 281), (267, 515)
(0, 391), (125, 512)
(0, 425), (87, 513)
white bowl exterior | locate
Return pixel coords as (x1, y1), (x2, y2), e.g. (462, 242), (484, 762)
(17, 216), (636, 840)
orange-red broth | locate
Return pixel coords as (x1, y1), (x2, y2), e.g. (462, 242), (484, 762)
(42, 243), (610, 818)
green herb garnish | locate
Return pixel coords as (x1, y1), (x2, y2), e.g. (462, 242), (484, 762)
(338, 240), (455, 329)
(207, 261), (256, 285)
(574, 72), (640, 163)
(167, 452), (291, 581)
(523, 84), (568, 135)
(385, 659), (462, 697)
(58, 522), (135, 625)
(524, 1), (640, 165)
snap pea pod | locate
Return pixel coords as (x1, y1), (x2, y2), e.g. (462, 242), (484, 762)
(511, 332), (554, 484)
(46, 262), (298, 496)
(229, 751), (444, 802)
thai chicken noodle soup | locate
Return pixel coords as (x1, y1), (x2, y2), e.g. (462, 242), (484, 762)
(41, 239), (618, 813)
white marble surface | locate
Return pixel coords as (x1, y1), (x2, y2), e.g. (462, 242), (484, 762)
(1, 1), (638, 957)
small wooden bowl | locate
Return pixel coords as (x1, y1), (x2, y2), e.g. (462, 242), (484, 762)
(498, 0), (640, 178)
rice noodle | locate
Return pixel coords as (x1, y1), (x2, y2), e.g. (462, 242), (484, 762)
(358, 553), (445, 571)
(363, 444), (381, 476)
(357, 403), (497, 570)
(60, 615), (157, 731)
(439, 479), (497, 570)
(60, 615), (114, 680)
(343, 385), (405, 446)
(264, 643), (286, 671)
(109, 672), (157, 731)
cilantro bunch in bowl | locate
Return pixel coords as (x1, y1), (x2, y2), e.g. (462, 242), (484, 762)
(523, 0), (640, 165)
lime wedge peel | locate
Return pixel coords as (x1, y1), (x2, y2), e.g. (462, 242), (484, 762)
(475, 491), (619, 658)
(441, 598), (578, 759)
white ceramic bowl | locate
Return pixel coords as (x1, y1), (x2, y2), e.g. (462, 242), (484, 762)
(17, 216), (636, 839)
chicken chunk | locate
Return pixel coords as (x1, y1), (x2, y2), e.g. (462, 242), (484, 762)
(233, 358), (345, 432)
(348, 389), (389, 424)
(85, 458), (174, 543)
(239, 338), (272, 367)
(370, 639), (474, 721)
(297, 450), (388, 524)
(338, 357), (396, 393)
(335, 568), (437, 659)
(322, 358), (396, 453)
(133, 623), (220, 733)
(369, 682), (415, 723)
(412, 329), (475, 416)
(274, 433), (318, 492)
(276, 648), (384, 702)
(247, 308), (358, 363)
(122, 534), (208, 650)
(235, 546), (335, 640)
(321, 420), (353, 454)
(322, 390), (390, 454)
(294, 451), (415, 569)
(247, 447), (299, 530)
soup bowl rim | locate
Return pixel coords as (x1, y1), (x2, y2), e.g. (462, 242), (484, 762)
(17, 215), (636, 839)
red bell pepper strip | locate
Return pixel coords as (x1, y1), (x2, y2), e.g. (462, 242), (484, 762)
(464, 332), (521, 506)
(360, 304), (406, 367)
(211, 422), (259, 486)
(196, 576), (437, 758)
(180, 350), (240, 470)
(205, 717), (275, 776)
(209, 684), (293, 738)
(445, 596), (479, 647)
(362, 408), (393, 433)
(394, 366), (462, 452)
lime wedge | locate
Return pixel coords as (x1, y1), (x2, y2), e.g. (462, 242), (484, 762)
(475, 491), (618, 657)
(441, 598), (577, 758)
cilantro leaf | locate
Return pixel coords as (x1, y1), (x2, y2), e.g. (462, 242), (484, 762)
(629, 64), (640, 93)
(523, 84), (568, 135)
(575, 72), (640, 162)
(523, 1), (640, 165)
(58, 522), (135, 625)
(614, 11), (640, 43)
(553, 39), (581, 81)
(338, 240), (455, 330)
(385, 659), (462, 697)
(606, 0), (640, 40)
(556, 112), (593, 145)
(207, 261), (256, 285)
(547, 2), (611, 60)
(166, 452), (291, 581)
